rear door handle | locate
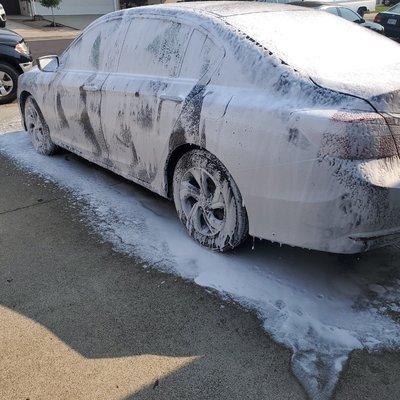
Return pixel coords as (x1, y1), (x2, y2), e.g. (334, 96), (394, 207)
(159, 94), (184, 103)
(83, 83), (101, 92)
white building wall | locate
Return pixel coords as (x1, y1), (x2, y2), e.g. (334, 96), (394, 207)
(31, 0), (117, 15)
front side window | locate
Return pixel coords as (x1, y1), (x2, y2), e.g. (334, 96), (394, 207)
(325, 7), (339, 16)
(118, 18), (192, 77)
(62, 18), (123, 72)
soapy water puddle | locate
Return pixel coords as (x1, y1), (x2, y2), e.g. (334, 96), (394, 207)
(1, 131), (400, 400)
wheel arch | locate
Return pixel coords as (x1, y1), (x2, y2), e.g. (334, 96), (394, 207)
(165, 143), (202, 199)
(357, 6), (368, 15)
(19, 90), (33, 130)
(0, 57), (22, 74)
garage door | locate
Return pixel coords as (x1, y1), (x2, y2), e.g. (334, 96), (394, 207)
(2, 0), (21, 14)
(34, 0), (116, 15)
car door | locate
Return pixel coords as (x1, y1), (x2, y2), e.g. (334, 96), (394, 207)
(100, 16), (197, 186)
(101, 19), (225, 191)
(47, 17), (128, 161)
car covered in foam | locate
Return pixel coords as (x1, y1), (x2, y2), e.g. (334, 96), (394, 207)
(18, 1), (400, 253)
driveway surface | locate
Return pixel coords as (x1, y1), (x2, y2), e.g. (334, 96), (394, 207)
(0, 148), (306, 400)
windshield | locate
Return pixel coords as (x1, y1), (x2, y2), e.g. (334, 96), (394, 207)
(388, 3), (400, 13)
(225, 11), (400, 93)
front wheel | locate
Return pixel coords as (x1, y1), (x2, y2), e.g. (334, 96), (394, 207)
(357, 7), (367, 16)
(24, 96), (58, 155)
(0, 63), (18, 105)
(173, 149), (248, 252)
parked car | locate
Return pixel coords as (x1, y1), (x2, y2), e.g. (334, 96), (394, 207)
(0, 28), (33, 103)
(375, 3), (400, 38)
(18, 2), (400, 254)
(291, 1), (384, 32)
(0, 3), (6, 28)
(382, 0), (399, 6)
(261, 0), (376, 16)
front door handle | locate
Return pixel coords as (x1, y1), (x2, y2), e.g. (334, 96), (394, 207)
(159, 94), (184, 103)
(83, 83), (101, 92)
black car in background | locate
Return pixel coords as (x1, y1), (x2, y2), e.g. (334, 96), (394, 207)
(0, 3), (6, 28)
(375, 3), (400, 38)
(0, 29), (33, 104)
(382, 0), (399, 6)
(291, 1), (385, 33)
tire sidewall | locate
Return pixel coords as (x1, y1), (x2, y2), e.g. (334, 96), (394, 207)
(0, 63), (19, 105)
(173, 149), (248, 251)
(24, 96), (57, 155)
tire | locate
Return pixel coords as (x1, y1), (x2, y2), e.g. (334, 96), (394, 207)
(24, 96), (58, 155)
(357, 7), (367, 17)
(173, 149), (248, 252)
(0, 63), (19, 105)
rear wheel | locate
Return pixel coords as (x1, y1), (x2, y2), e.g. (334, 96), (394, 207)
(0, 63), (18, 105)
(173, 149), (248, 251)
(24, 96), (58, 155)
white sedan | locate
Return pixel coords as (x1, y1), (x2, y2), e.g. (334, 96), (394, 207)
(18, 1), (400, 253)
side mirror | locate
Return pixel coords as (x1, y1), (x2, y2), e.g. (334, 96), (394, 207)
(37, 55), (59, 72)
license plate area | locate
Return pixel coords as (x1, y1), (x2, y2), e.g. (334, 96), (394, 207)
(388, 18), (398, 25)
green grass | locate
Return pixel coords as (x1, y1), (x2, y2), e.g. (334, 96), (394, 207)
(374, 5), (390, 13)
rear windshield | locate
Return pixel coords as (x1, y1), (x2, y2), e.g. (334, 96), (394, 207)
(225, 11), (400, 87)
(388, 3), (400, 12)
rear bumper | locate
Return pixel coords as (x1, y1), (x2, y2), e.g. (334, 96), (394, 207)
(384, 25), (400, 38)
(247, 155), (400, 254)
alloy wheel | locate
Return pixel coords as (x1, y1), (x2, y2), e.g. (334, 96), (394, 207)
(0, 71), (13, 97)
(25, 100), (45, 150)
(180, 167), (226, 237)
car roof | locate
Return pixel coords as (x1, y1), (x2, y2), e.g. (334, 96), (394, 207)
(123, 1), (307, 19)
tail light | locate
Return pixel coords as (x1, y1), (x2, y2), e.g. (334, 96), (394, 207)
(319, 111), (398, 160)
(374, 15), (382, 23)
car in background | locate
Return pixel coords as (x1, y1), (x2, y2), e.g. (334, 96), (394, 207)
(263, 0), (376, 16)
(0, 3), (6, 28)
(375, 3), (400, 37)
(291, 1), (384, 32)
(0, 28), (33, 103)
(382, 0), (399, 6)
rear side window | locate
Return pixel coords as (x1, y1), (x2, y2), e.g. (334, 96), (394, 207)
(339, 8), (361, 22)
(180, 29), (224, 80)
(118, 18), (192, 77)
(62, 18), (124, 72)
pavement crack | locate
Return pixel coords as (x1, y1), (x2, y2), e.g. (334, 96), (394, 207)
(0, 198), (60, 216)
